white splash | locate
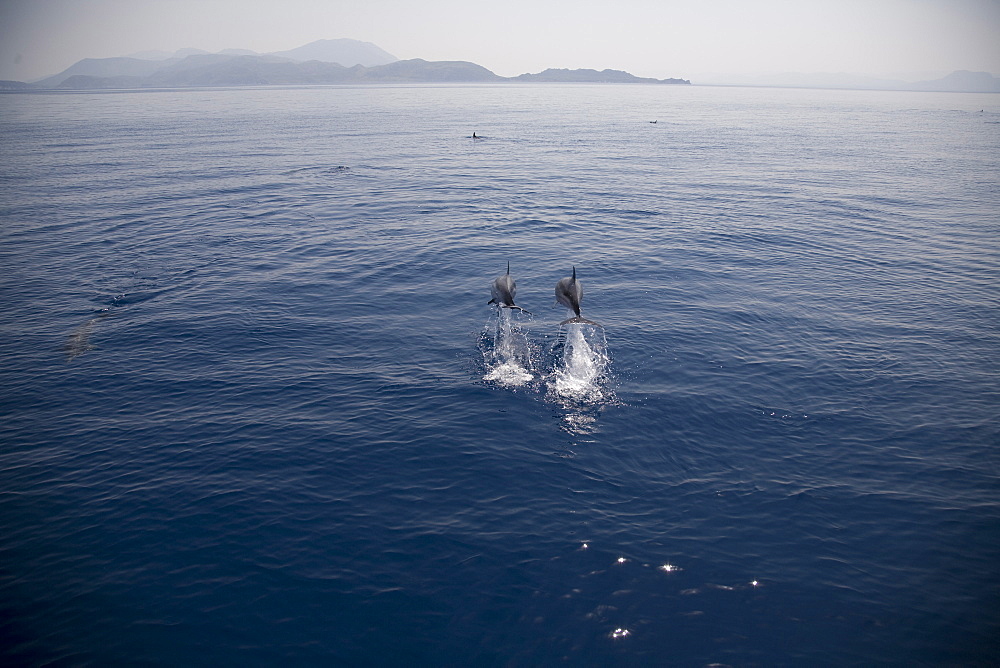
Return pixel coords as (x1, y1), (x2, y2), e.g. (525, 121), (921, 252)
(484, 360), (534, 386)
(481, 308), (535, 388)
(549, 323), (609, 403)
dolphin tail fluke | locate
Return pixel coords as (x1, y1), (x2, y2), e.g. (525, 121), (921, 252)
(488, 298), (497, 305)
(560, 315), (601, 327)
(504, 305), (532, 315)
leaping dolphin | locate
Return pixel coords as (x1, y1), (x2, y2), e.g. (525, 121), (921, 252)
(555, 266), (601, 326)
(488, 262), (530, 314)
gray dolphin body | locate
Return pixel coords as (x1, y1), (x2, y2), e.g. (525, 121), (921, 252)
(64, 310), (113, 361)
(555, 266), (601, 326)
(489, 262), (530, 314)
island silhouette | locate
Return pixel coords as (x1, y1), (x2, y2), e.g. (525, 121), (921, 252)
(19, 38), (691, 90)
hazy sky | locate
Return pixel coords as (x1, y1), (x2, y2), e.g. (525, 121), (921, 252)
(1, 0), (998, 82)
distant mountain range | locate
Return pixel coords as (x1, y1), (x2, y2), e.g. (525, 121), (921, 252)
(8, 38), (690, 90)
(4, 38), (996, 92)
(122, 38), (397, 69)
(517, 68), (687, 84)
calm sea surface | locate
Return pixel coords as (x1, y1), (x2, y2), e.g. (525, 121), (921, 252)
(1, 83), (998, 666)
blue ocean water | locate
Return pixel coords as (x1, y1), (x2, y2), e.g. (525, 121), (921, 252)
(1, 83), (998, 666)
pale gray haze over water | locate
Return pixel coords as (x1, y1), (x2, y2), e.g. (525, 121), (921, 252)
(1, 0), (998, 83)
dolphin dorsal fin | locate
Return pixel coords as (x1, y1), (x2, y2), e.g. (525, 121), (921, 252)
(572, 266), (576, 280)
(507, 261), (510, 275)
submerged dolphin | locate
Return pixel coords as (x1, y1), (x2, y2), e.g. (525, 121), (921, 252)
(488, 262), (530, 314)
(64, 310), (113, 361)
(555, 266), (601, 327)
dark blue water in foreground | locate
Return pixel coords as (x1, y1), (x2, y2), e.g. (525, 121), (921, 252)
(1, 84), (998, 666)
